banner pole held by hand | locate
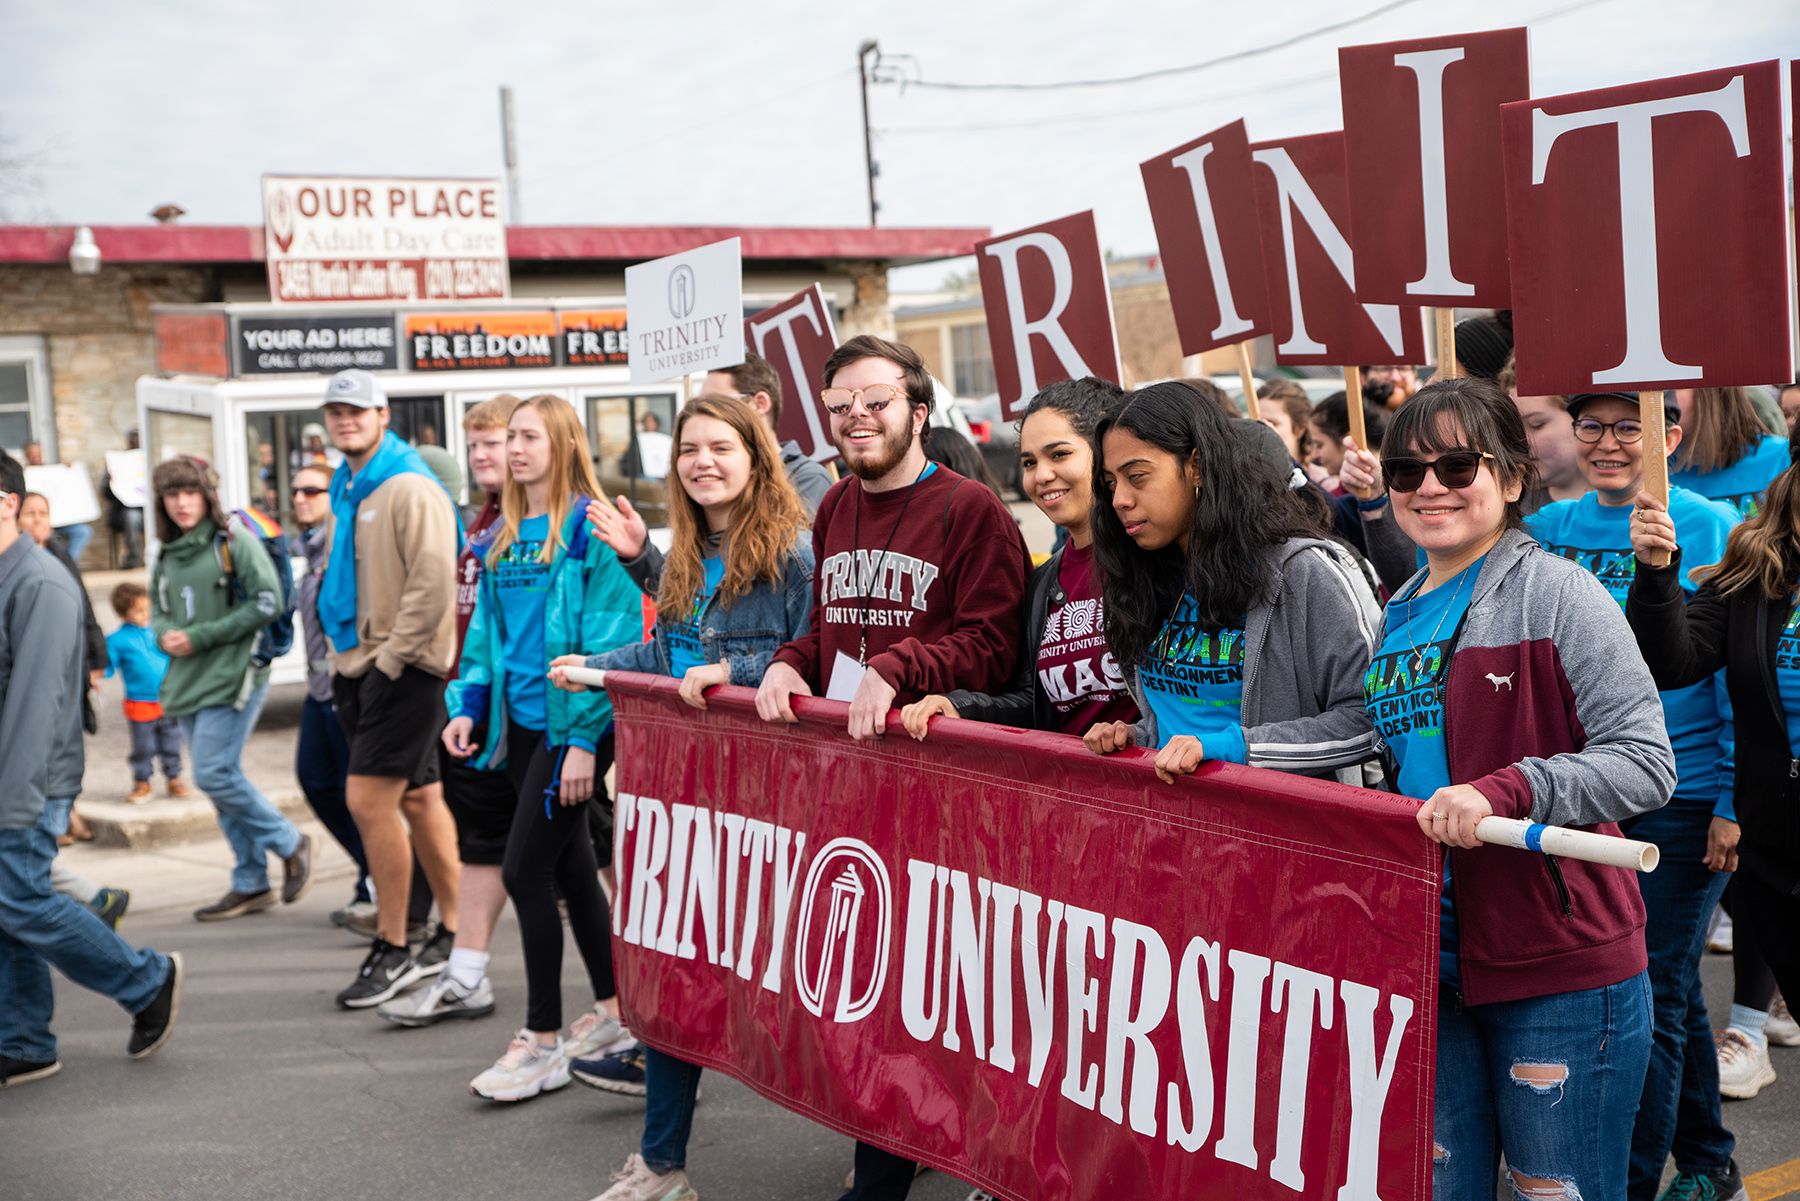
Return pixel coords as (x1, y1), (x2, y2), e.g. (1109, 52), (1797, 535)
(1638, 390), (1672, 568)
(562, 666), (608, 690)
(1435, 308), (1459, 380)
(1340, 365), (1374, 500)
(1476, 816), (1659, 872)
(1235, 341), (1263, 421)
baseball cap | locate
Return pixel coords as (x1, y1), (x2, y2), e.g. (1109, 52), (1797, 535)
(1566, 390), (1680, 426)
(322, 369), (387, 410)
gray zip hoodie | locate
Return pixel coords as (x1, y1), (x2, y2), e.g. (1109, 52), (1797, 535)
(1128, 536), (1382, 778)
(0, 536), (86, 827)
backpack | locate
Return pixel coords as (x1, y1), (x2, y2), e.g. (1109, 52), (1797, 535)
(216, 507), (298, 668)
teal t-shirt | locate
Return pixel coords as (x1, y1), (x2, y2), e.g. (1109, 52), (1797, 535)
(667, 556), (727, 679)
(494, 513), (552, 732)
(1777, 601), (1800, 755)
(1366, 555), (1483, 986)
(1670, 434), (1788, 519)
(1138, 595), (1246, 764)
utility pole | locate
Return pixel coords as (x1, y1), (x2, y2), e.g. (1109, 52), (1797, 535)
(499, 85), (521, 222)
(858, 40), (879, 226)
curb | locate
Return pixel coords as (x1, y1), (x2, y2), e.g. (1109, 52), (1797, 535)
(79, 791), (316, 850)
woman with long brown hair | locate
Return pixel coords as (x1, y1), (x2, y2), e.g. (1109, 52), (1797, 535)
(550, 392), (813, 1201)
(1670, 386), (1790, 518)
(442, 395), (644, 1102)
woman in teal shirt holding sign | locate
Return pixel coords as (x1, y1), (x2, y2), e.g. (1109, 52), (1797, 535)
(1082, 379), (1382, 783)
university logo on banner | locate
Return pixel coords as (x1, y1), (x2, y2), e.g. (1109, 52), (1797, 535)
(1249, 133), (1428, 367)
(1140, 120), (1273, 356)
(1339, 28), (1530, 308)
(1500, 61), (1793, 396)
(626, 238), (746, 384)
(977, 212), (1122, 420)
(745, 285), (840, 464)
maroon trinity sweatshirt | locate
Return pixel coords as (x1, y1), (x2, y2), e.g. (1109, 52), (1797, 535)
(770, 465), (1027, 703)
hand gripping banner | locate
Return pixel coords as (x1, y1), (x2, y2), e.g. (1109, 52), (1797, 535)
(606, 674), (1440, 1201)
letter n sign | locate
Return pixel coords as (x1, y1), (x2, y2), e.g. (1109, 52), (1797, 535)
(977, 211), (1122, 420)
(1339, 28), (1530, 307)
(1500, 61), (1793, 396)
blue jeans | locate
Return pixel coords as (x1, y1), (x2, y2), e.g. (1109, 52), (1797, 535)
(179, 682), (300, 894)
(297, 694), (369, 902)
(0, 798), (170, 1061)
(1435, 972), (1652, 1201)
(641, 1046), (704, 1173)
(127, 713), (183, 782)
(1621, 796), (1734, 1195)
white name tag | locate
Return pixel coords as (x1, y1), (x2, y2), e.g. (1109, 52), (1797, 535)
(826, 651), (867, 702)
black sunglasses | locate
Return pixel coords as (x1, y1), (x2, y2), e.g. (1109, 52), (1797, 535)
(1381, 451), (1495, 492)
(291, 485), (329, 498)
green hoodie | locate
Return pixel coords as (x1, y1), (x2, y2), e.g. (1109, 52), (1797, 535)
(151, 517), (283, 716)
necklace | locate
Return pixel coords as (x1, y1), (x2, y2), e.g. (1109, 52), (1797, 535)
(1400, 565), (1474, 677)
(849, 463), (929, 664)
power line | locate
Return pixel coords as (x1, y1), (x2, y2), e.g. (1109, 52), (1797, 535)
(882, 0), (1429, 92)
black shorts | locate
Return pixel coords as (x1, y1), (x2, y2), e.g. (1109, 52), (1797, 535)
(333, 665), (446, 788)
(441, 737), (515, 866)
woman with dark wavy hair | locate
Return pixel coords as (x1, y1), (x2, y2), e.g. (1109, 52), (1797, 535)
(1082, 379), (1381, 784)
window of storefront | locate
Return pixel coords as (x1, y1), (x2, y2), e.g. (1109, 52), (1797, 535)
(0, 336), (55, 459)
(950, 323), (996, 399)
(585, 391), (679, 531)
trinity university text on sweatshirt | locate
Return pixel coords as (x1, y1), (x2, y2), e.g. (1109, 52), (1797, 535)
(769, 465), (1027, 703)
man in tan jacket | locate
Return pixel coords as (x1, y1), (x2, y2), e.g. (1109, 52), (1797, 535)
(317, 369), (462, 1010)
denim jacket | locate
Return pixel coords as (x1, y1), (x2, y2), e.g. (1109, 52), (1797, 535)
(587, 541), (813, 685)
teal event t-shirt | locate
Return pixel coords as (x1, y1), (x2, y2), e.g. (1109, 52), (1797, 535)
(1366, 555), (1483, 986)
(494, 513), (552, 732)
(1138, 595), (1246, 764)
(1670, 433), (1789, 520)
(667, 556), (727, 679)
(1777, 602), (1800, 755)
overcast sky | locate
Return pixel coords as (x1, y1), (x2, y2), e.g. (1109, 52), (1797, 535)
(2, 0), (1795, 289)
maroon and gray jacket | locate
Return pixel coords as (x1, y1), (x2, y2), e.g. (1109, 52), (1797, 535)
(1373, 527), (1675, 1005)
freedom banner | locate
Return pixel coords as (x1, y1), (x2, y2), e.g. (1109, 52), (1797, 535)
(606, 674), (1439, 1201)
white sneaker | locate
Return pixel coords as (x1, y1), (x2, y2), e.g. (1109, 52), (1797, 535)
(1768, 993), (1800, 1047)
(1706, 910), (1734, 954)
(469, 1030), (571, 1102)
(589, 1153), (698, 1201)
(566, 1010), (630, 1060)
(378, 973), (496, 1028)
(1717, 1027), (1777, 1099)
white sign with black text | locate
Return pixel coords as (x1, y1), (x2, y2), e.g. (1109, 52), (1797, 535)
(625, 238), (745, 384)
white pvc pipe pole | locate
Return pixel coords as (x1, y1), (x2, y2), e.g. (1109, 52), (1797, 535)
(1476, 817), (1659, 872)
(560, 666), (608, 690)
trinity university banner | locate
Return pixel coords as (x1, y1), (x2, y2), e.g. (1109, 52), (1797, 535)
(606, 674), (1440, 1201)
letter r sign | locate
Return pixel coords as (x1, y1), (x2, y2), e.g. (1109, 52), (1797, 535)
(977, 211), (1122, 420)
(1500, 60), (1793, 397)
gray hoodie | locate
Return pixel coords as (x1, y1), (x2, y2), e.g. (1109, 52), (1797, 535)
(0, 536), (86, 827)
(1128, 536), (1383, 780)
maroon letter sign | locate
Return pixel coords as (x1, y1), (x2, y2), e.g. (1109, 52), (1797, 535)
(1500, 60), (1793, 396)
(1339, 28), (1530, 307)
(1249, 133), (1428, 368)
(976, 212), (1122, 419)
(607, 674), (1438, 1201)
(1141, 120), (1272, 356)
(745, 284), (840, 464)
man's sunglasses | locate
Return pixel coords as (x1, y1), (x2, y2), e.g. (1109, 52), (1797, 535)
(1380, 451), (1495, 492)
(821, 383), (906, 417)
(291, 485), (329, 498)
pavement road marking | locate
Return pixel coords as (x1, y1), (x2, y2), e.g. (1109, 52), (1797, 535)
(1750, 1157), (1800, 1201)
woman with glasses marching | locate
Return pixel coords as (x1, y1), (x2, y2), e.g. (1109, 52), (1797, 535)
(1078, 379), (1382, 785)
(1364, 378), (1674, 1200)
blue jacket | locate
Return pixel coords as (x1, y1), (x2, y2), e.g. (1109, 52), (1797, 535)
(105, 623), (171, 702)
(446, 498), (642, 769)
(590, 541), (813, 684)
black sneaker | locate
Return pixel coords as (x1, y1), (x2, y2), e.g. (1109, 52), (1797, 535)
(0, 1055), (61, 1088)
(570, 1044), (648, 1096)
(194, 889), (276, 922)
(336, 939), (424, 1009)
(413, 924), (454, 977)
(128, 952), (183, 1059)
(281, 833), (314, 905)
(88, 888), (130, 930)
(1659, 1160), (1748, 1201)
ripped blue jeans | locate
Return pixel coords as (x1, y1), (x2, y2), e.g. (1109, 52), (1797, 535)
(1434, 972), (1652, 1201)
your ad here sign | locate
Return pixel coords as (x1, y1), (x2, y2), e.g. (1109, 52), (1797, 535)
(606, 675), (1438, 1201)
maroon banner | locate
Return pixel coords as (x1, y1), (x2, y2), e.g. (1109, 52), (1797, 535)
(607, 673), (1439, 1201)
(1141, 120), (1273, 356)
(1248, 133), (1429, 368)
(745, 284), (840, 465)
(1340, 28), (1530, 308)
(976, 212), (1122, 420)
(1500, 60), (1793, 396)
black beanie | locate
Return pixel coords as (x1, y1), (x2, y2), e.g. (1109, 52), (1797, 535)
(1454, 315), (1514, 382)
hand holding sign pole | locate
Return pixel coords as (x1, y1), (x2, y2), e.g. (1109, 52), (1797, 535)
(1500, 61), (1793, 566)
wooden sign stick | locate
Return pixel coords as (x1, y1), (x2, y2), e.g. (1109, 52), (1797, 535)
(1235, 341), (1262, 420)
(1638, 390), (1671, 568)
(1343, 365), (1373, 500)
(1435, 308), (1459, 380)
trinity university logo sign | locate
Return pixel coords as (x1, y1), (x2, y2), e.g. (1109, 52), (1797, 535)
(794, 839), (892, 1024)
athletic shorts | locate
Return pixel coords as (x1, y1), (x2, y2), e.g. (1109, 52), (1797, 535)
(440, 737), (516, 866)
(333, 665), (446, 788)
